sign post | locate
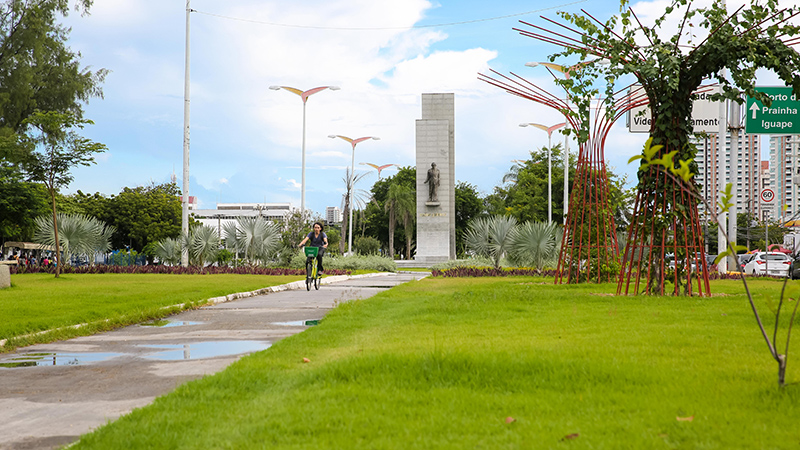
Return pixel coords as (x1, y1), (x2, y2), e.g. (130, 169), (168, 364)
(745, 87), (800, 135)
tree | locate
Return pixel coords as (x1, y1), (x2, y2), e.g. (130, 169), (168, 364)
(454, 181), (484, 256)
(0, 0), (106, 136)
(20, 110), (105, 276)
(104, 183), (183, 252)
(507, 221), (560, 269)
(547, 0), (800, 293)
(340, 168), (370, 255)
(0, 165), (48, 242)
(385, 183), (415, 259)
(222, 216), (281, 266)
(33, 212), (113, 265)
(364, 166), (416, 254)
(464, 215), (518, 269)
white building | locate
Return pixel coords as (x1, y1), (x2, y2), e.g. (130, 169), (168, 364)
(693, 132), (762, 220)
(191, 202), (294, 235)
(769, 135), (800, 223)
(326, 206), (341, 224)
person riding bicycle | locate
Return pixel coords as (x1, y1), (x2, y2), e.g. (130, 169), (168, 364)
(298, 222), (329, 275)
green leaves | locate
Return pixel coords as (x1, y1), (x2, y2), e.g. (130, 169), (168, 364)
(629, 137), (695, 183)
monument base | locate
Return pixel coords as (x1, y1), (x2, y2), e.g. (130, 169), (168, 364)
(425, 201), (440, 207)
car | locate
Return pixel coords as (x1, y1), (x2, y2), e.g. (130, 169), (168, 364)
(743, 252), (792, 277)
(789, 256), (800, 280)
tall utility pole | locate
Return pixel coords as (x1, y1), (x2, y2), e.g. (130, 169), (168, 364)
(181, 1), (191, 266)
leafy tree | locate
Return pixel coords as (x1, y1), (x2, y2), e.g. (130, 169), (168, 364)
(0, 0), (106, 137)
(354, 235), (380, 256)
(185, 225), (219, 268)
(19, 110), (105, 276)
(364, 166), (416, 254)
(454, 181), (484, 256)
(105, 183), (182, 252)
(550, 0), (800, 293)
(0, 165), (48, 241)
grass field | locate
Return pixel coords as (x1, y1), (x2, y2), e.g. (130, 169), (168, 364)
(67, 276), (800, 449)
(0, 273), (303, 350)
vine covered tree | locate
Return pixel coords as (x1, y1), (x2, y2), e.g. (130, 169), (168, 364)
(530, 0), (800, 295)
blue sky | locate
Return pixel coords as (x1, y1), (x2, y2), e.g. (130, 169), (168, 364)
(60, 0), (797, 217)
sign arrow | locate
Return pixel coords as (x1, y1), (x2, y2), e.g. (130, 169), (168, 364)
(749, 102), (760, 119)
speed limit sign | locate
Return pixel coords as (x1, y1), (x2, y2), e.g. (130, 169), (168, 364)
(760, 188), (775, 204)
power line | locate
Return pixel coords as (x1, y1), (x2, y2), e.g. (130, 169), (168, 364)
(192, 1), (589, 31)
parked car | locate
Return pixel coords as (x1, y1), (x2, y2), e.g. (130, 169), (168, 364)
(789, 256), (800, 280)
(743, 252), (792, 277)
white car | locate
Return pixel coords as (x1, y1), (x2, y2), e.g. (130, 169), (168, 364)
(743, 252), (792, 277)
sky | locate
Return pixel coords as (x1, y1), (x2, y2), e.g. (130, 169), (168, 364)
(59, 0), (798, 217)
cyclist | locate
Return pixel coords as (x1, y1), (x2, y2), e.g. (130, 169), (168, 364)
(298, 222), (329, 275)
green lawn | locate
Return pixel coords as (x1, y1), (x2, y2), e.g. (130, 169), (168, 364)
(0, 273), (303, 350)
(70, 276), (800, 449)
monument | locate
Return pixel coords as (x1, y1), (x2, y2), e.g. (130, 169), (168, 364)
(415, 93), (455, 263)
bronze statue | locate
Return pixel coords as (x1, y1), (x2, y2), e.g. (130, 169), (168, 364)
(424, 162), (440, 202)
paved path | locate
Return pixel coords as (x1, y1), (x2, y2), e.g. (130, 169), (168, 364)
(0, 272), (427, 450)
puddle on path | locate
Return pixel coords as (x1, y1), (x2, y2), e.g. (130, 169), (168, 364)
(140, 341), (271, 361)
(0, 352), (125, 368)
(272, 320), (320, 326)
(139, 320), (203, 328)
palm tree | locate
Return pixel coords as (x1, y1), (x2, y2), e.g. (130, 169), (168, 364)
(340, 168), (371, 254)
(464, 215), (519, 268)
(34, 213), (115, 268)
(222, 217), (280, 265)
(384, 183), (414, 259)
(154, 237), (182, 266)
(508, 221), (560, 269)
(188, 225), (219, 268)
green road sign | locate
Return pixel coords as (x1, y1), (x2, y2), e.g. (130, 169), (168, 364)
(745, 87), (800, 134)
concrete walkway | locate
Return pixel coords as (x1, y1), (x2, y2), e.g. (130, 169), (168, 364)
(0, 272), (427, 450)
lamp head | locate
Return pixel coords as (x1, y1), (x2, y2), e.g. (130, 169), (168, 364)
(328, 135), (338, 139)
(268, 85), (281, 90)
(519, 123), (530, 127)
(524, 62), (539, 68)
(329, 86), (341, 91)
(371, 137), (381, 140)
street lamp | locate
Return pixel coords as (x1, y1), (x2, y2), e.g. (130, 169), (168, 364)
(328, 135), (380, 255)
(360, 162), (397, 180)
(269, 85), (340, 217)
(519, 122), (566, 224)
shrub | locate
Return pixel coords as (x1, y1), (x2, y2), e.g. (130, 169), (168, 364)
(354, 236), (381, 255)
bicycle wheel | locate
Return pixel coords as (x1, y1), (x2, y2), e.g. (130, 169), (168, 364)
(314, 271), (321, 290)
(306, 261), (312, 291)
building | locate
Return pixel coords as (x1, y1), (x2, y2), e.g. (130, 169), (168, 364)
(191, 202), (294, 236)
(693, 131), (762, 220)
(325, 206), (341, 224)
(769, 135), (800, 223)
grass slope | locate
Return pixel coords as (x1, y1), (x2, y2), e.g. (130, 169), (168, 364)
(72, 277), (800, 449)
(0, 273), (302, 350)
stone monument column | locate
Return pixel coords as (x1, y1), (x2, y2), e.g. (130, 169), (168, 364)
(415, 93), (455, 263)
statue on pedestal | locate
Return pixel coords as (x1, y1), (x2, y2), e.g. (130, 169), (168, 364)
(424, 162), (440, 203)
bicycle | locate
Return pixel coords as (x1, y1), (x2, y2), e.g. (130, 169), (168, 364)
(303, 246), (322, 291)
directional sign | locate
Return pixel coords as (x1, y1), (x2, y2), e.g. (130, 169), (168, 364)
(761, 188), (775, 204)
(628, 86), (721, 133)
(745, 87), (800, 134)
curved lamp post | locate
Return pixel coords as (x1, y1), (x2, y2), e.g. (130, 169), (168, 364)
(519, 122), (566, 224)
(360, 162), (397, 180)
(328, 135), (380, 255)
(269, 85), (340, 217)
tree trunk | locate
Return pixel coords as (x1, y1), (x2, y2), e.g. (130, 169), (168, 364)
(49, 188), (61, 278)
(387, 208), (395, 259)
(340, 203), (349, 255)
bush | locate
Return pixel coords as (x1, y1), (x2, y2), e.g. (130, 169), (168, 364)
(354, 236), (381, 255)
(289, 251), (397, 272)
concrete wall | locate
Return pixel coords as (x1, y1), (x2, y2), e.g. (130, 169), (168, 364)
(415, 93), (456, 263)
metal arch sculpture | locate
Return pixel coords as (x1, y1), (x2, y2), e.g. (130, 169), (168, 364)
(478, 70), (646, 283)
